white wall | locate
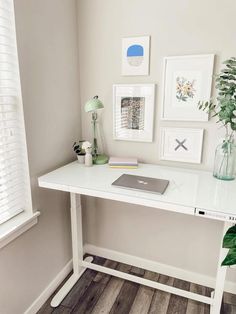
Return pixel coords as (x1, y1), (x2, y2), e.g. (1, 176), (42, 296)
(0, 1), (80, 313)
(1, 1), (235, 313)
(77, 0), (236, 283)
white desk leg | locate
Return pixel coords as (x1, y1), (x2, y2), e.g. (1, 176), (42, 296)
(51, 193), (92, 307)
(210, 221), (232, 314)
(70, 193), (84, 274)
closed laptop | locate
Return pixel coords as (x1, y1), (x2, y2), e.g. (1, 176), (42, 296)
(112, 174), (169, 195)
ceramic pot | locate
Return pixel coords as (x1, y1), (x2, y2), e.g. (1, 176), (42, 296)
(77, 155), (85, 164)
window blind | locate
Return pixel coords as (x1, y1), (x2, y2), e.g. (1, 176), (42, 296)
(0, 0), (32, 224)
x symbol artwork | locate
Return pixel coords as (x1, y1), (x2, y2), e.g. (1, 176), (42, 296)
(175, 139), (188, 151)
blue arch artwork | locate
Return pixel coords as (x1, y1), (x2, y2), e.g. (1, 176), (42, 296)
(126, 44), (144, 67)
(127, 45), (144, 57)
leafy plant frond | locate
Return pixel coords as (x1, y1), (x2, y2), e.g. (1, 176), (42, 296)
(223, 225), (236, 248)
(199, 57), (236, 136)
(221, 248), (236, 266)
(221, 225), (236, 266)
(73, 141), (86, 155)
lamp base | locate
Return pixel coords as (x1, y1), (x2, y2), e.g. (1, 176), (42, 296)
(93, 154), (109, 165)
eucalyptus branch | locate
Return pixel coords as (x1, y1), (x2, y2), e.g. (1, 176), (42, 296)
(198, 57), (236, 139)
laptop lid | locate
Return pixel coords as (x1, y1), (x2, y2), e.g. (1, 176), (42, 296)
(112, 174), (169, 195)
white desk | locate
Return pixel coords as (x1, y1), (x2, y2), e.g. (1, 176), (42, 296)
(38, 162), (236, 314)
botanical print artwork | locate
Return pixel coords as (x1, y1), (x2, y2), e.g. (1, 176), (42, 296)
(121, 97), (145, 130)
(126, 44), (144, 67)
(162, 55), (214, 121)
(176, 77), (196, 102)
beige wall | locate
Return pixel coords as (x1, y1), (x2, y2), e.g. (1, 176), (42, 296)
(0, 1), (80, 313)
(77, 0), (236, 282)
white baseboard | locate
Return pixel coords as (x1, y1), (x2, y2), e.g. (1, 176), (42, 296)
(24, 260), (72, 314)
(84, 243), (236, 294)
(24, 243), (236, 314)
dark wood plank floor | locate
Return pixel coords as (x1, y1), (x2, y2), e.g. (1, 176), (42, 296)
(38, 256), (236, 314)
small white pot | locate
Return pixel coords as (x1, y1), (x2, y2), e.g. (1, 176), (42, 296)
(77, 155), (85, 164)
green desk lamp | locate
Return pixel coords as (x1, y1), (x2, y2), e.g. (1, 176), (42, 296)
(84, 96), (108, 165)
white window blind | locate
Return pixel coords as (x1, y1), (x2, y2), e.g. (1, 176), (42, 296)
(0, 0), (32, 224)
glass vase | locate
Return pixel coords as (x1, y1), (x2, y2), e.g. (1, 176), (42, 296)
(213, 139), (236, 181)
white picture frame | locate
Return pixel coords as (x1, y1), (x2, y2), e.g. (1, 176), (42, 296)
(113, 84), (155, 142)
(122, 36), (150, 76)
(161, 54), (214, 121)
(160, 127), (204, 164)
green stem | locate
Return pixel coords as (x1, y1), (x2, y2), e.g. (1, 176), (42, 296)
(226, 150), (229, 175)
(218, 152), (227, 177)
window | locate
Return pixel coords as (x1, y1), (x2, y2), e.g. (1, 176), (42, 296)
(0, 0), (38, 246)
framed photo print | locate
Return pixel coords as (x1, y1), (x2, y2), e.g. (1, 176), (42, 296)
(113, 84), (155, 142)
(161, 54), (214, 121)
(160, 127), (204, 164)
(122, 36), (150, 76)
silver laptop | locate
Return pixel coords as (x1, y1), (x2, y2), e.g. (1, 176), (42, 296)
(112, 174), (169, 195)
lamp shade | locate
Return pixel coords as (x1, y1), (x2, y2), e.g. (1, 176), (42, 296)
(84, 95), (104, 112)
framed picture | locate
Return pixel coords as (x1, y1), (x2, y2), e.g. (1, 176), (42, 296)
(122, 36), (150, 76)
(160, 127), (204, 164)
(161, 54), (214, 121)
(113, 84), (155, 142)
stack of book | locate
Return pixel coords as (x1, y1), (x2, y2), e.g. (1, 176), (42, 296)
(109, 157), (138, 169)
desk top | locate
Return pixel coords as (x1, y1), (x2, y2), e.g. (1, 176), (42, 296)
(38, 162), (236, 221)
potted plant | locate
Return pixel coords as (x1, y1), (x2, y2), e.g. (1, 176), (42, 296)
(199, 58), (236, 267)
(199, 57), (236, 180)
(73, 141), (86, 164)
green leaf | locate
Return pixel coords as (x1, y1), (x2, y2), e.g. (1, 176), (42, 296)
(231, 122), (236, 130)
(223, 226), (236, 248)
(223, 59), (233, 65)
(221, 248), (236, 266)
(199, 58), (236, 132)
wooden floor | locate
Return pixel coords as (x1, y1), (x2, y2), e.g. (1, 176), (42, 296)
(38, 256), (236, 314)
